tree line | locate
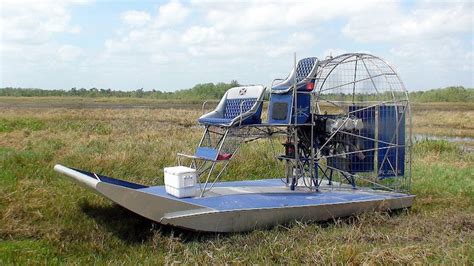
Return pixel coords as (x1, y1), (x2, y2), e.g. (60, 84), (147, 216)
(0, 80), (240, 100)
(0, 83), (472, 102)
(408, 86), (473, 102)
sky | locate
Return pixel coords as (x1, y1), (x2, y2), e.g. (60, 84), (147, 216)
(0, 0), (473, 91)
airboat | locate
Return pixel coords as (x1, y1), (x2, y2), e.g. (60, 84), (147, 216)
(55, 53), (414, 232)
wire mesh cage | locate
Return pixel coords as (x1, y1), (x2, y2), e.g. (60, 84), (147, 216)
(310, 53), (411, 192)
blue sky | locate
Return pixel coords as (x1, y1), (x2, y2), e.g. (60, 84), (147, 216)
(1, 0), (473, 91)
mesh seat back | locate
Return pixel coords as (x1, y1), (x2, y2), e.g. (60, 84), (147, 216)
(223, 98), (257, 119)
(295, 57), (317, 83)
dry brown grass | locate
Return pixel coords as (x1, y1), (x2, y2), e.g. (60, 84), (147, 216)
(412, 110), (474, 138)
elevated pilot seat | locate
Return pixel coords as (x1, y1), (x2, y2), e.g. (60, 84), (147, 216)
(198, 85), (265, 127)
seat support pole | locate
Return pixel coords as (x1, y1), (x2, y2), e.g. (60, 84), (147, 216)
(200, 128), (229, 197)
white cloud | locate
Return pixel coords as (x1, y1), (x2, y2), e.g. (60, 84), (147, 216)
(194, 0), (377, 31)
(121, 10), (151, 27)
(101, 0), (192, 65)
(0, 0), (89, 44)
(58, 45), (85, 61)
(75, 0), (474, 90)
(322, 48), (348, 59)
(181, 26), (224, 45)
(1, 0), (472, 90)
(390, 37), (473, 71)
(176, 0), (381, 60)
(339, 1), (473, 89)
(0, 0), (93, 88)
(92, 0), (472, 90)
(154, 0), (190, 28)
(342, 1), (473, 42)
(0, 0), (91, 72)
(265, 32), (317, 58)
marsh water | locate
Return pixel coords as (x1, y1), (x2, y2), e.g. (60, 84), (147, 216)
(414, 134), (473, 152)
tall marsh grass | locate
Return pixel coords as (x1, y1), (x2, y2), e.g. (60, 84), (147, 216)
(0, 103), (472, 264)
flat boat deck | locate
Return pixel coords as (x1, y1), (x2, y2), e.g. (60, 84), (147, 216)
(54, 164), (414, 232)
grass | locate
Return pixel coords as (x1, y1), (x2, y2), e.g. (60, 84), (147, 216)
(0, 96), (210, 110)
(0, 99), (473, 264)
(0, 118), (45, 133)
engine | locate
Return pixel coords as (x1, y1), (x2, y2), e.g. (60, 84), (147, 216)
(283, 115), (366, 169)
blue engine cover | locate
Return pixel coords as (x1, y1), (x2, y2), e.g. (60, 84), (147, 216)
(268, 91), (310, 124)
(378, 105), (405, 178)
(349, 105), (376, 173)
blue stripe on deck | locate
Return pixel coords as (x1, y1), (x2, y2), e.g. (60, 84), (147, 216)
(72, 167), (148, 189)
(138, 179), (410, 212)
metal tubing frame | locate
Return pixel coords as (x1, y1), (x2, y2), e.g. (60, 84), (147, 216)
(308, 53), (411, 192)
(199, 128), (229, 197)
(177, 53), (411, 195)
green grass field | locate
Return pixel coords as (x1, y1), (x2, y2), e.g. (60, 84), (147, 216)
(0, 98), (473, 264)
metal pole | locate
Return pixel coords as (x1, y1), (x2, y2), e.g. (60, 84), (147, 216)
(292, 53), (299, 189)
(310, 60), (319, 190)
(352, 56), (358, 104)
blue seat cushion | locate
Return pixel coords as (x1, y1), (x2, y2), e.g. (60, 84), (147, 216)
(195, 147), (219, 160)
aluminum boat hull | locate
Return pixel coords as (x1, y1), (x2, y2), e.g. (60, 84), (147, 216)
(54, 164), (414, 232)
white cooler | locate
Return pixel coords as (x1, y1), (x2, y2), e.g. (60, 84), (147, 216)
(164, 166), (197, 198)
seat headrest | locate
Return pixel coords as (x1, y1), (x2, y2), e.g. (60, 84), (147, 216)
(295, 57), (317, 83)
(272, 57), (318, 90)
(225, 85), (265, 99)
